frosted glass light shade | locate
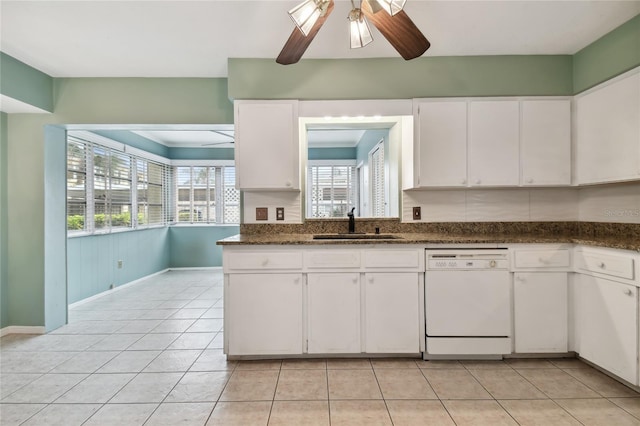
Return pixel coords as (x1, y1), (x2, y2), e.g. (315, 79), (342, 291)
(288, 0), (323, 36)
(349, 9), (373, 49)
(376, 0), (406, 16)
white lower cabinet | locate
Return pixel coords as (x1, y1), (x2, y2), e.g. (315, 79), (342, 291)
(307, 273), (361, 353)
(577, 274), (638, 385)
(227, 273), (303, 355)
(364, 273), (421, 353)
(514, 272), (568, 353)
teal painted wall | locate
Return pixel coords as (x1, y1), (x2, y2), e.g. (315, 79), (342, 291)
(0, 113), (8, 328)
(168, 147), (234, 160)
(357, 130), (389, 165)
(67, 228), (170, 304)
(308, 147), (357, 160)
(573, 14), (640, 94)
(228, 56), (574, 100)
(169, 226), (239, 268)
(93, 130), (170, 157)
(0, 53), (54, 112)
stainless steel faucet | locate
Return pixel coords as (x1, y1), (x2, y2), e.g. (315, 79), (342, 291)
(348, 207), (356, 233)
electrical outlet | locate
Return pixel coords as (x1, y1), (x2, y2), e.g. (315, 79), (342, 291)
(109, 283), (114, 289)
(413, 206), (421, 220)
(276, 207), (285, 221)
(117, 260), (123, 269)
(256, 207), (268, 221)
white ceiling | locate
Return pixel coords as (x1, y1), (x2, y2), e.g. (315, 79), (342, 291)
(1, 0), (639, 78)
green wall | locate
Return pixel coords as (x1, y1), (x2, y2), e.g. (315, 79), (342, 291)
(0, 113), (8, 328)
(169, 226), (239, 269)
(0, 52), (54, 112)
(308, 147), (357, 160)
(168, 147), (234, 160)
(573, 14), (640, 94)
(229, 56), (574, 100)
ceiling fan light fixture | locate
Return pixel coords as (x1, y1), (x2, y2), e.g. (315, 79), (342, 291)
(288, 0), (329, 36)
(374, 0), (406, 16)
(348, 8), (373, 49)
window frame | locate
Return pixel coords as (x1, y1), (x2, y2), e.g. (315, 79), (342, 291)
(306, 159), (358, 219)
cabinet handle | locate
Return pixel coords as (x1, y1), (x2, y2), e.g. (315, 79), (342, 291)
(538, 257), (550, 265)
(599, 262), (606, 269)
(261, 259), (269, 267)
(475, 178), (481, 185)
(353, 277), (358, 284)
(461, 179), (467, 184)
(294, 277), (300, 284)
(624, 289), (634, 296)
(516, 275), (525, 282)
(285, 181), (292, 187)
(368, 277), (374, 283)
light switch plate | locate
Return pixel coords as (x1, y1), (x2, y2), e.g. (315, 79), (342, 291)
(413, 206), (421, 220)
(256, 207), (268, 221)
(276, 207), (285, 221)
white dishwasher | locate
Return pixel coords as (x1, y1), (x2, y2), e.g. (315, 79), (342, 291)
(425, 249), (511, 358)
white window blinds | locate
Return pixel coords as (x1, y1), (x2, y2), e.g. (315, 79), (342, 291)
(308, 165), (357, 218)
(174, 166), (239, 224)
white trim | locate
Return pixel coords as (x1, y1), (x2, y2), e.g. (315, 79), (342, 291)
(308, 160), (357, 167)
(68, 268), (169, 309)
(573, 66), (640, 98)
(124, 145), (170, 165)
(0, 326), (46, 337)
(171, 159), (235, 167)
(168, 266), (223, 271)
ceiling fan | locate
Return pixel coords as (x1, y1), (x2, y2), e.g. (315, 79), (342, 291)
(276, 0), (430, 65)
(201, 130), (235, 146)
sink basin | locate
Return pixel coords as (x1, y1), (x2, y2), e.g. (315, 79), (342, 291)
(312, 233), (403, 240)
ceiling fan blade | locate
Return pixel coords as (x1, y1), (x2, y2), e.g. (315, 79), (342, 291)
(209, 129), (234, 140)
(276, 0), (335, 65)
(202, 141), (234, 146)
(361, 0), (430, 60)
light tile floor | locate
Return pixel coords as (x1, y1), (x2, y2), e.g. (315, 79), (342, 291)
(1, 270), (640, 425)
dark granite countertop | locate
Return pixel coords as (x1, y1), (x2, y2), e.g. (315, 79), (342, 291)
(217, 232), (640, 252)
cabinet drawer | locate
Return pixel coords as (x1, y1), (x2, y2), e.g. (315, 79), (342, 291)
(575, 250), (634, 280)
(364, 249), (422, 269)
(514, 249), (570, 269)
(226, 251), (303, 271)
(304, 250), (361, 269)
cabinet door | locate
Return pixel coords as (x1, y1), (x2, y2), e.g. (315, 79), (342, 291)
(307, 273), (361, 353)
(468, 101), (520, 186)
(579, 275), (638, 384)
(514, 272), (568, 353)
(234, 100), (299, 190)
(365, 273), (421, 353)
(521, 100), (571, 186)
(227, 273), (303, 355)
(416, 101), (468, 187)
(575, 72), (640, 184)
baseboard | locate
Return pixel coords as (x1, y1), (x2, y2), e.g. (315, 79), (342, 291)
(68, 268), (170, 309)
(168, 266), (222, 271)
(0, 326), (46, 337)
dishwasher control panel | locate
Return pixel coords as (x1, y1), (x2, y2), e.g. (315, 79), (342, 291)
(426, 250), (509, 270)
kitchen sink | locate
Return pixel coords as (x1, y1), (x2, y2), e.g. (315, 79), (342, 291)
(312, 233), (403, 240)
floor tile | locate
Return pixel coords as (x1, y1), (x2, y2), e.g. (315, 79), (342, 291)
(0, 351), (78, 373)
(517, 368), (601, 399)
(565, 367), (640, 397)
(371, 358), (419, 369)
(168, 332), (216, 350)
(0, 373), (42, 399)
(329, 400), (392, 426)
(201, 308), (224, 319)
(386, 400), (455, 425)
(55, 373), (134, 403)
(499, 399), (582, 425)
(20, 403), (101, 426)
(461, 360), (512, 370)
(236, 360), (282, 371)
(96, 350), (161, 373)
(187, 319), (224, 333)
(145, 402), (215, 426)
(189, 349), (237, 371)
(49, 350), (120, 373)
(138, 309), (179, 320)
(205, 401), (271, 426)
(281, 359), (326, 370)
(115, 320), (163, 334)
(83, 403), (158, 426)
(470, 368), (547, 399)
(207, 333), (224, 349)
(557, 398), (640, 426)
(219, 370), (279, 401)
(326, 359), (372, 370)
(0, 403), (46, 426)
(269, 400), (330, 426)
(415, 359), (465, 369)
(374, 368), (437, 399)
(505, 358), (557, 369)
(166, 371), (232, 402)
(150, 319), (196, 333)
(549, 358), (593, 369)
(1, 373), (87, 403)
(421, 369), (492, 400)
(144, 349), (202, 372)
(87, 333), (144, 351)
(126, 333), (181, 350)
(443, 400), (518, 425)
(110, 372), (183, 403)
(611, 398), (640, 419)
(327, 369), (383, 400)
(170, 308), (207, 319)
(275, 369), (328, 400)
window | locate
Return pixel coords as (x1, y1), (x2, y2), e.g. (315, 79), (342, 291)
(67, 135), (171, 234)
(174, 166), (239, 224)
(307, 163), (357, 218)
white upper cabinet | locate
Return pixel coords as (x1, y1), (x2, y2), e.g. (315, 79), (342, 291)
(575, 70), (640, 185)
(521, 100), (571, 186)
(468, 100), (520, 186)
(234, 100), (300, 190)
(414, 101), (468, 187)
